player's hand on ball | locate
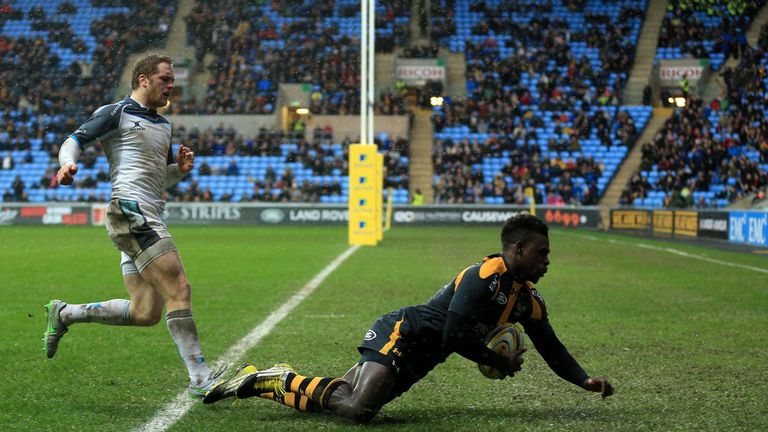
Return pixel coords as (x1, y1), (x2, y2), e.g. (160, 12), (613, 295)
(583, 376), (614, 398)
(503, 348), (527, 376)
(177, 145), (195, 174)
(57, 163), (78, 185)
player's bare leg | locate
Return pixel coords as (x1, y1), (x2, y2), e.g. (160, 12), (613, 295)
(325, 362), (396, 422)
(122, 273), (164, 326)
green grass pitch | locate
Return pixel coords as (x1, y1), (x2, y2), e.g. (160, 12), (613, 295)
(0, 225), (766, 431)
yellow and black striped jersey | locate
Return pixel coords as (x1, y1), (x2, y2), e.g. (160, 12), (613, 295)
(399, 253), (589, 386)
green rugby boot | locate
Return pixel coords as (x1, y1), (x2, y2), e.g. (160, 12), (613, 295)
(43, 300), (68, 359)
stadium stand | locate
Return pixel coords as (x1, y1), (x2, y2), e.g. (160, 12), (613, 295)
(428, 0), (653, 204)
(620, 39), (767, 209)
(1, 1), (765, 209)
(656, 0), (765, 71)
(0, 0), (410, 204)
(0, 0), (176, 203)
(164, 125), (411, 204)
(183, 0), (410, 115)
(1, 121), (412, 204)
(174, 0), (414, 203)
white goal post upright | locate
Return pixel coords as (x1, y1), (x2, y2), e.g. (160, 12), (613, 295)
(360, 0), (368, 140)
(360, 0), (375, 145)
(367, 0), (375, 146)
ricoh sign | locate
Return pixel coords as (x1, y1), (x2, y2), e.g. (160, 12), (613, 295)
(659, 66), (704, 80)
(657, 59), (709, 85)
(395, 66), (445, 81)
(395, 58), (447, 85)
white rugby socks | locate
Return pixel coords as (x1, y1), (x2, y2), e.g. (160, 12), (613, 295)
(60, 299), (131, 325)
(166, 309), (211, 385)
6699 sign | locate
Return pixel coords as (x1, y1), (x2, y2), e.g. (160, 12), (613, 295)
(543, 209), (592, 227)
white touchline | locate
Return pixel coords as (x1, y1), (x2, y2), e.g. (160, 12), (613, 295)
(633, 242), (768, 274)
(566, 232), (768, 274)
(137, 245), (361, 432)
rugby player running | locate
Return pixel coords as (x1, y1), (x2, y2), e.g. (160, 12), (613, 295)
(43, 54), (222, 397)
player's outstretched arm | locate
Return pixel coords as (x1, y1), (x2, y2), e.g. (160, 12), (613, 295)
(57, 138), (82, 185)
(582, 376), (614, 398)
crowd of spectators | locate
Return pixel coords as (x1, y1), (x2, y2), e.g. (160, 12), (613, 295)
(401, 43), (440, 58)
(621, 54), (766, 209)
(430, 2), (646, 130)
(427, 0), (650, 206)
(4, 0), (766, 209)
(167, 171), (342, 204)
(182, 0), (410, 115)
(2, 0), (177, 203)
(1, 1), (175, 122)
(4, 121), (410, 204)
(429, 0), (456, 42)
(431, 133), (604, 205)
(455, 9), (641, 111)
(658, 0), (763, 65)
(166, 124), (409, 203)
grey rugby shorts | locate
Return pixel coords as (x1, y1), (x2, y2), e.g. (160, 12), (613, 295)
(105, 199), (177, 275)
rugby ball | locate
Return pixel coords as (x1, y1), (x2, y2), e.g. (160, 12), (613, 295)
(478, 322), (525, 379)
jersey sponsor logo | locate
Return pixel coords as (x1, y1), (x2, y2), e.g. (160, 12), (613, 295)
(487, 274), (499, 291)
(364, 330), (377, 341)
(74, 128), (87, 135)
(130, 121), (146, 131)
(496, 292), (508, 305)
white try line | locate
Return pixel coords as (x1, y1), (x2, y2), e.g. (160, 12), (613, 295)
(137, 244), (361, 432)
(565, 232), (768, 274)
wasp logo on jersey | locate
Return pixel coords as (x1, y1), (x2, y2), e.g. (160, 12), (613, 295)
(364, 330), (377, 341)
(130, 121), (146, 131)
(496, 292), (508, 304)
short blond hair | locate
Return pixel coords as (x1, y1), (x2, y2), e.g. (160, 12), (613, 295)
(131, 54), (173, 90)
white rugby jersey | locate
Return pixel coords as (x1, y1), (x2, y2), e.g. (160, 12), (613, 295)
(69, 97), (174, 209)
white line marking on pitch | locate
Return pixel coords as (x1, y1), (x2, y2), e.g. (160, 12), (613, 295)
(137, 245), (361, 432)
(564, 232), (768, 274)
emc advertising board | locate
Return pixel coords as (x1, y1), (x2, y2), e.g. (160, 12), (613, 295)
(728, 211), (768, 247)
